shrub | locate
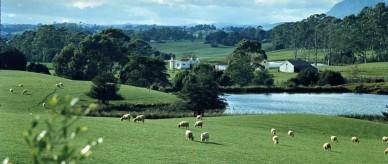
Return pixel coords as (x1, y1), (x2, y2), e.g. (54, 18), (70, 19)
(0, 48), (27, 71)
(27, 63), (50, 75)
(318, 70), (346, 86)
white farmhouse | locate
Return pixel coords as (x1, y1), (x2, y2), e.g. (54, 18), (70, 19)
(169, 57), (200, 70)
(279, 59), (316, 73)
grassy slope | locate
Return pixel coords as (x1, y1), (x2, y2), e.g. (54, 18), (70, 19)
(267, 49), (326, 61)
(151, 40), (234, 63)
(1, 72), (388, 163)
(320, 62), (388, 78)
(0, 71), (180, 113)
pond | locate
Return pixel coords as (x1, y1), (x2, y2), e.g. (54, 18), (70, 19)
(223, 93), (388, 115)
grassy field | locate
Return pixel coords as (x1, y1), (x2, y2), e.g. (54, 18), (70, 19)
(151, 40), (234, 63)
(267, 49), (326, 62)
(320, 62), (388, 79)
(2, 71), (388, 163)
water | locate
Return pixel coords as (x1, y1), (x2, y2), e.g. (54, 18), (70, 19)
(223, 93), (388, 115)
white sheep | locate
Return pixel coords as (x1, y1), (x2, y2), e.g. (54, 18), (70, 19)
(56, 83), (60, 88)
(133, 115), (145, 123)
(385, 147), (388, 155)
(22, 89), (28, 95)
(272, 135), (279, 144)
(288, 130), (294, 137)
(185, 130), (194, 141)
(59, 82), (64, 87)
(351, 136), (360, 144)
(18, 84), (23, 87)
(271, 128), (276, 136)
(331, 136), (338, 143)
(120, 114), (131, 121)
(178, 121), (189, 129)
(196, 114), (202, 120)
(194, 121), (203, 128)
(42, 103), (46, 109)
(382, 136), (388, 143)
(9, 88), (13, 93)
(201, 132), (209, 142)
(323, 142), (331, 151)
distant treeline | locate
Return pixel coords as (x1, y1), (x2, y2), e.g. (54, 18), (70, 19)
(270, 3), (388, 64)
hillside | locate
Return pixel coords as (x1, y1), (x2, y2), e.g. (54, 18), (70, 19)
(0, 71), (180, 113)
(327, 0), (387, 18)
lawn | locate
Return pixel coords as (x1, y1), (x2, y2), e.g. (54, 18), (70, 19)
(151, 40), (234, 63)
(2, 71), (388, 164)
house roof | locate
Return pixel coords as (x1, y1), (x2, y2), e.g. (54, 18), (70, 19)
(287, 59), (314, 71)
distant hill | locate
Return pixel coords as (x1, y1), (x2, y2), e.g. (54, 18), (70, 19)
(327, 0), (388, 18)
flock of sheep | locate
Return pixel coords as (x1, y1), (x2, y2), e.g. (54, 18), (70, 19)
(9, 83), (29, 95)
(270, 127), (388, 154)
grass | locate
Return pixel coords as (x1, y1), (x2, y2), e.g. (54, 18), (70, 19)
(0, 70), (180, 113)
(151, 40), (235, 63)
(319, 62), (388, 78)
(267, 49), (326, 62)
(269, 69), (297, 85)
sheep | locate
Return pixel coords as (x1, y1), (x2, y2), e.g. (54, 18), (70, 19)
(382, 136), (388, 143)
(323, 143), (331, 151)
(200, 132), (209, 142)
(194, 121), (203, 128)
(288, 130), (294, 137)
(42, 103), (46, 109)
(331, 136), (338, 143)
(272, 135), (279, 144)
(385, 147), (388, 155)
(9, 88), (13, 93)
(59, 82), (64, 87)
(271, 128), (276, 136)
(56, 83), (61, 88)
(351, 136), (360, 144)
(196, 114), (202, 120)
(120, 114), (131, 121)
(185, 130), (194, 141)
(133, 115), (145, 123)
(178, 121), (189, 129)
(22, 89), (28, 95)
(18, 84), (23, 87)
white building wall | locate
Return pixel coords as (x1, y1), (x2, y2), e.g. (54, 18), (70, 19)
(279, 61), (294, 73)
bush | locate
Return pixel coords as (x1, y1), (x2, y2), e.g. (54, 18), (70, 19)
(318, 70), (346, 86)
(288, 67), (319, 86)
(251, 70), (274, 86)
(88, 73), (122, 104)
(27, 63), (50, 74)
(0, 48), (27, 71)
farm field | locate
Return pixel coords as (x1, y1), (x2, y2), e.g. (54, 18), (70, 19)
(319, 62), (388, 79)
(1, 71), (388, 163)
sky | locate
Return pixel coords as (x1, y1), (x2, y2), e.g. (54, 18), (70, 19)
(1, 0), (341, 25)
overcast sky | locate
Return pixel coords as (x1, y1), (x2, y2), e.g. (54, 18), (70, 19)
(2, 0), (341, 25)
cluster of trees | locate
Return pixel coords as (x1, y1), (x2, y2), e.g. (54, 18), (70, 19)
(224, 40), (273, 86)
(8, 25), (88, 62)
(271, 3), (388, 64)
(288, 68), (346, 86)
(205, 26), (268, 46)
(54, 29), (170, 89)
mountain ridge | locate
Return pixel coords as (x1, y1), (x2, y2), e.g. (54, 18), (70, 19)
(327, 0), (388, 18)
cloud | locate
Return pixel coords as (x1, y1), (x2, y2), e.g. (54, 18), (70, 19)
(1, 0), (342, 25)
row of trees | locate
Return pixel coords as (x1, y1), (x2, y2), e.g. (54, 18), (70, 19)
(271, 3), (388, 65)
(205, 26), (268, 46)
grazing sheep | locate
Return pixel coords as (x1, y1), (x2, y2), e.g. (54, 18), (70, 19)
(201, 132), (209, 142)
(56, 83), (60, 88)
(382, 136), (388, 143)
(194, 121), (203, 128)
(288, 130), (294, 137)
(331, 136), (338, 143)
(272, 135), (279, 144)
(133, 115), (145, 123)
(120, 114), (131, 121)
(385, 148), (388, 155)
(42, 103), (46, 109)
(59, 82), (64, 87)
(178, 121), (189, 129)
(9, 88), (13, 93)
(351, 137), (360, 144)
(18, 84), (23, 87)
(271, 128), (277, 136)
(196, 114), (202, 120)
(22, 89), (28, 95)
(185, 130), (194, 141)
(323, 143), (331, 151)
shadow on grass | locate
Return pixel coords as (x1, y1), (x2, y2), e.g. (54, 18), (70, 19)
(193, 140), (224, 146)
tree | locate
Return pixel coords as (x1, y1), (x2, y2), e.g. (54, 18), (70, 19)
(0, 48), (27, 70)
(26, 63), (50, 74)
(172, 71), (190, 91)
(252, 70), (274, 86)
(119, 56), (169, 88)
(179, 64), (226, 115)
(289, 67), (319, 86)
(318, 70), (346, 86)
(88, 73), (121, 104)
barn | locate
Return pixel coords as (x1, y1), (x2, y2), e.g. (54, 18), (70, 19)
(279, 60), (316, 73)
